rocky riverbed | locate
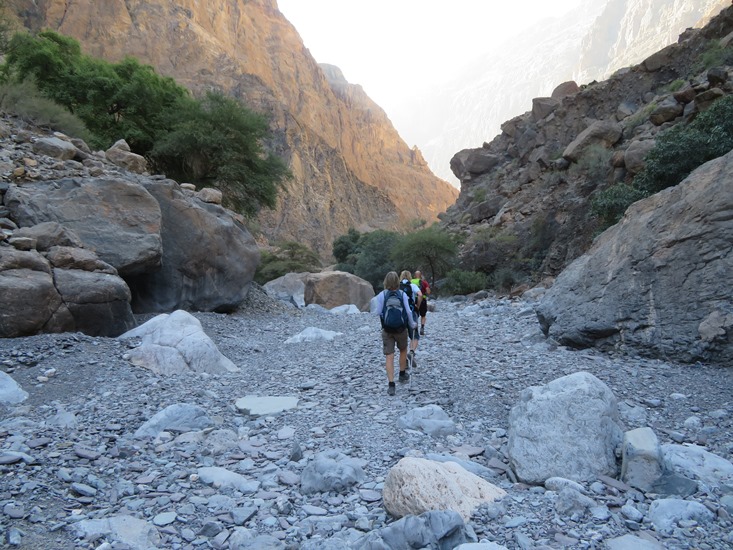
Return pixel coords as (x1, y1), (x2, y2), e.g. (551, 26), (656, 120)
(1, 287), (732, 549)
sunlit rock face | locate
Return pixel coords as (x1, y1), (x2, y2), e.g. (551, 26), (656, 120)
(12, 0), (457, 257)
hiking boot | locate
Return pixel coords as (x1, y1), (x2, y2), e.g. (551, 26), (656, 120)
(399, 370), (410, 382)
(411, 353), (418, 370)
(420, 326), (425, 336)
(387, 382), (396, 396)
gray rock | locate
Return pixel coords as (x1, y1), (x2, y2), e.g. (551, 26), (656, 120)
(120, 310), (238, 375)
(300, 450), (366, 494)
(398, 404), (457, 437)
(0, 372), (28, 405)
(648, 498), (714, 535)
(605, 534), (664, 549)
(507, 371), (623, 483)
(352, 510), (475, 549)
(32, 137), (78, 160)
(73, 515), (160, 549)
(134, 403), (213, 438)
(197, 467), (259, 494)
(620, 427), (663, 491)
(536, 149), (733, 363)
(234, 395), (299, 416)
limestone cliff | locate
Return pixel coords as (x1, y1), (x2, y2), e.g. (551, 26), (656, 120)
(10, 0), (457, 256)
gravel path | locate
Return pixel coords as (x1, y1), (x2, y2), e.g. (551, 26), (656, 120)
(1, 287), (732, 549)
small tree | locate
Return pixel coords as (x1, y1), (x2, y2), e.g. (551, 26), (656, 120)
(390, 225), (459, 286)
(354, 230), (402, 291)
(150, 91), (291, 216)
(332, 228), (361, 264)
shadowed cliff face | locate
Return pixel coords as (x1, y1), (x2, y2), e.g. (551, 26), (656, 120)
(11, 0), (458, 256)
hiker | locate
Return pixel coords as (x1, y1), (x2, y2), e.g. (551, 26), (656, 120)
(411, 270), (431, 335)
(376, 271), (417, 396)
(399, 270), (422, 370)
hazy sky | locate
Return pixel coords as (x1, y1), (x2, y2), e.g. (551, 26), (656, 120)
(278, 0), (586, 125)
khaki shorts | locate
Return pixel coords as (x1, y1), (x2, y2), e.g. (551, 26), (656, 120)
(382, 328), (408, 355)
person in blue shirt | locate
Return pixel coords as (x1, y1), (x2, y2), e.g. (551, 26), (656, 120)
(374, 271), (417, 396)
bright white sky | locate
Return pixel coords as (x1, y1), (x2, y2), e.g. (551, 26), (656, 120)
(278, 0), (585, 120)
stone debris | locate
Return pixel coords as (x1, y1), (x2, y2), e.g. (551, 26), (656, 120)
(0, 295), (732, 548)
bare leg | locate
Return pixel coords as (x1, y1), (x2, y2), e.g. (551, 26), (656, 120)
(385, 353), (395, 382)
(398, 349), (407, 373)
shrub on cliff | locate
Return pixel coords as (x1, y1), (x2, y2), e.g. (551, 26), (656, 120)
(2, 30), (189, 151)
(2, 29), (290, 217)
(150, 91), (290, 216)
(593, 94), (733, 228)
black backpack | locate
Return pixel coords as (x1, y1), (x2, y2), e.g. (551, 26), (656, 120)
(399, 280), (416, 312)
(380, 289), (408, 333)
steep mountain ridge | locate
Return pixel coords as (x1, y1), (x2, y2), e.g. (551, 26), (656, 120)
(9, 0), (457, 256)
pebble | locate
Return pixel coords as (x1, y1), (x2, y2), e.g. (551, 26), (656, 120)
(0, 292), (731, 549)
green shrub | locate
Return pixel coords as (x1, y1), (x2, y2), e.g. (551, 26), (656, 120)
(569, 144), (613, 182)
(623, 102), (656, 135)
(591, 183), (647, 228)
(254, 241), (321, 285)
(332, 228), (361, 264)
(354, 229), (402, 291)
(694, 40), (733, 72)
(441, 269), (488, 295)
(634, 94), (733, 195)
(664, 79), (686, 93)
(489, 267), (522, 291)
(0, 80), (90, 139)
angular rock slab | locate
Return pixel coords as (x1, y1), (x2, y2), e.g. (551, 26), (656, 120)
(507, 371), (623, 484)
(300, 449), (366, 494)
(197, 466), (259, 494)
(119, 310), (237, 375)
(235, 396), (299, 417)
(0, 372), (28, 405)
(398, 404), (457, 437)
(605, 534), (664, 550)
(264, 272), (308, 308)
(661, 443), (733, 488)
(134, 403), (213, 438)
(383, 457), (506, 521)
(73, 515), (161, 549)
(536, 150), (733, 363)
(620, 427), (664, 491)
(4, 177), (162, 276)
(353, 510), (475, 550)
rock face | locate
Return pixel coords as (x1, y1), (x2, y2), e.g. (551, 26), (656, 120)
(11, 0), (458, 258)
(535, 149), (733, 363)
(507, 371), (623, 484)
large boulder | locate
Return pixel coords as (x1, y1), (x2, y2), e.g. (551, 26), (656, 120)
(303, 271), (375, 312)
(536, 150), (733, 363)
(128, 179), (260, 313)
(507, 371), (623, 484)
(105, 139), (148, 173)
(382, 457), (506, 521)
(264, 272), (309, 308)
(4, 177), (162, 276)
(0, 247), (134, 337)
(118, 310), (238, 375)
(562, 120), (623, 162)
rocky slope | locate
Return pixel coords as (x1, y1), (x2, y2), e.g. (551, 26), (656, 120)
(398, 0), (728, 184)
(1, 292), (733, 549)
(9, 0), (457, 257)
(441, 5), (733, 284)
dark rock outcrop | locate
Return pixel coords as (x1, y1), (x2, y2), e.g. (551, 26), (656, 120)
(0, 116), (261, 336)
(535, 149), (733, 363)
